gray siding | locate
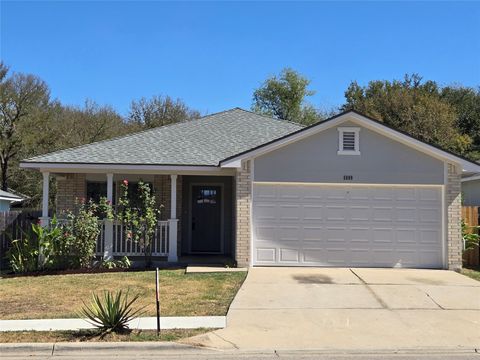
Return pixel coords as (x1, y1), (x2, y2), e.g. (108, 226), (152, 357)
(254, 121), (444, 184)
(462, 179), (480, 206)
(0, 200), (10, 211)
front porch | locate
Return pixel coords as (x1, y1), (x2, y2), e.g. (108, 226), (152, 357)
(40, 171), (238, 264)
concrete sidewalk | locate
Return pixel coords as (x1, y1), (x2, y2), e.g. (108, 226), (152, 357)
(0, 316), (225, 332)
(184, 268), (480, 351)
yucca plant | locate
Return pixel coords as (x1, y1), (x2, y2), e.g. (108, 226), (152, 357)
(79, 290), (145, 335)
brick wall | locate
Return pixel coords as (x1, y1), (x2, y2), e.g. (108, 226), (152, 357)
(56, 173), (86, 215)
(447, 163), (462, 270)
(235, 160), (251, 267)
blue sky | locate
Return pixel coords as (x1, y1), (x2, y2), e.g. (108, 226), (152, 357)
(1, 1), (479, 116)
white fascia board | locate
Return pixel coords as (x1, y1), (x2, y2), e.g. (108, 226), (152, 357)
(462, 174), (480, 182)
(220, 112), (480, 173)
(221, 159), (242, 168)
(0, 196), (22, 202)
(20, 162), (234, 175)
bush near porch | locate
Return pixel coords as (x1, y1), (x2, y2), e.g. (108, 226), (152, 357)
(0, 270), (246, 320)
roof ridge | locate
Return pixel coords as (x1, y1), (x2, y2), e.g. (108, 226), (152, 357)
(24, 108), (245, 162)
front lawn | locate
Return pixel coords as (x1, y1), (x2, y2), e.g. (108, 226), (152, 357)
(461, 266), (480, 282)
(0, 329), (209, 343)
(0, 270), (246, 320)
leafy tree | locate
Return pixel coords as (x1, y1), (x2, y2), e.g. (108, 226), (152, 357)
(252, 68), (324, 125)
(51, 100), (127, 148)
(440, 86), (480, 160)
(128, 95), (200, 129)
(0, 63), (51, 190)
(342, 74), (472, 155)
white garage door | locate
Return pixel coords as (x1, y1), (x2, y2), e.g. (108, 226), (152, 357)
(252, 184), (444, 268)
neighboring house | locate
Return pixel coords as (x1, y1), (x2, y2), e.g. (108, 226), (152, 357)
(20, 108), (480, 270)
(461, 174), (480, 206)
(0, 189), (24, 212)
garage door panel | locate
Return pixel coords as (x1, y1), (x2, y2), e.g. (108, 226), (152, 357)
(253, 184), (443, 268)
(279, 248), (300, 263)
(419, 188), (441, 201)
(303, 226), (324, 241)
(277, 226), (301, 241)
(372, 228), (395, 243)
(350, 206), (371, 221)
(302, 249), (326, 264)
(325, 248), (349, 265)
(395, 188), (417, 201)
(256, 247), (276, 263)
(303, 205), (324, 220)
(253, 203), (277, 221)
(419, 208), (441, 223)
(396, 229), (418, 244)
(373, 207), (394, 221)
(396, 207), (418, 222)
(420, 229), (441, 244)
(326, 206), (347, 221)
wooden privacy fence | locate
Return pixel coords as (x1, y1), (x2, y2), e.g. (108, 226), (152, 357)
(462, 206), (480, 267)
(0, 210), (42, 271)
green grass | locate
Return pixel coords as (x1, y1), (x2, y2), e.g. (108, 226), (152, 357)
(0, 270), (246, 320)
(461, 266), (480, 281)
(0, 328), (210, 343)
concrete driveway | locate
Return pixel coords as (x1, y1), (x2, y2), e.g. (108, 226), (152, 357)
(186, 267), (480, 351)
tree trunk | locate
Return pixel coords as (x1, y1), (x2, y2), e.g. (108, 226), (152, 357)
(0, 156), (8, 191)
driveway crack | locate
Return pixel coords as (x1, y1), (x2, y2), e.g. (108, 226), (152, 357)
(349, 268), (389, 309)
(422, 288), (445, 310)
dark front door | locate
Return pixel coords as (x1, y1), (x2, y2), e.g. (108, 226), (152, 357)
(191, 185), (222, 253)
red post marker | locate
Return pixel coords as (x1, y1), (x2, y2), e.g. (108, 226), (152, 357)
(156, 267), (160, 335)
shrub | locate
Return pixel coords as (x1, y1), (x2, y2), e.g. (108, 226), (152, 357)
(100, 256), (131, 269)
(117, 180), (160, 267)
(62, 199), (101, 268)
(462, 220), (480, 251)
(79, 290), (144, 335)
(31, 217), (64, 269)
(6, 232), (39, 273)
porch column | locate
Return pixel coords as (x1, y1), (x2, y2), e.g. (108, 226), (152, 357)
(40, 172), (50, 227)
(104, 173), (114, 260)
(168, 174), (178, 262)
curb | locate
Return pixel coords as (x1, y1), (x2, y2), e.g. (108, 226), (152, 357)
(0, 342), (478, 355)
(0, 341), (201, 355)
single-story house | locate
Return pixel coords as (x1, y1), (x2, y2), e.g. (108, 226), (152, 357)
(0, 189), (24, 212)
(461, 174), (480, 206)
(20, 108), (480, 270)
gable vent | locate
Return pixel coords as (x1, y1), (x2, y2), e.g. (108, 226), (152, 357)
(343, 175), (353, 181)
(342, 132), (356, 151)
(337, 127), (360, 155)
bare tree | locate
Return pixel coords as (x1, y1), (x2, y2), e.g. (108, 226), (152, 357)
(0, 63), (50, 190)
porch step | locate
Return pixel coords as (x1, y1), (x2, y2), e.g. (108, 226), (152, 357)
(186, 266), (248, 274)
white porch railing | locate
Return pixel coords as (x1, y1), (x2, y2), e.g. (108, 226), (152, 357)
(96, 220), (169, 257)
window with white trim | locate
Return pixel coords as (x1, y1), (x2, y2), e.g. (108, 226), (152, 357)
(337, 127), (360, 155)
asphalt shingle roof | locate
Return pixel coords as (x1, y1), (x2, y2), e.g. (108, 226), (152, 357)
(23, 108), (304, 166)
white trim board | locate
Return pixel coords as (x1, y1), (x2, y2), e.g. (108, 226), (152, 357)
(462, 174), (480, 182)
(221, 111), (480, 173)
(20, 162), (236, 176)
(253, 181), (443, 188)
